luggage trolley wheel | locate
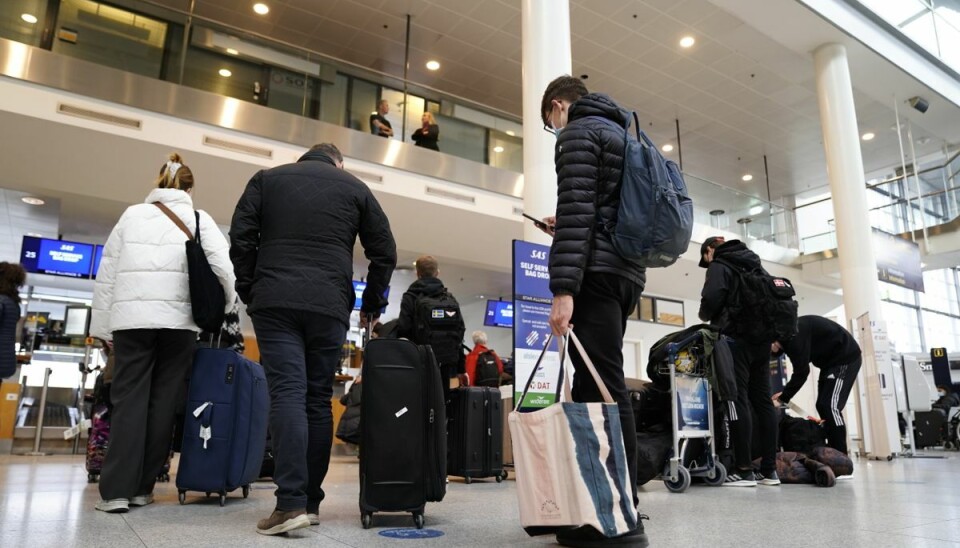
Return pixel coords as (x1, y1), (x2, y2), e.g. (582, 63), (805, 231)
(361, 512), (372, 529)
(664, 466), (691, 493)
(704, 462), (727, 487)
(413, 512), (425, 529)
(178, 490), (186, 505)
(242, 485), (250, 499)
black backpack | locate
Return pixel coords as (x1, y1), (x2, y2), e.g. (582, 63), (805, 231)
(413, 290), (465, 366)
(715, 258), (798, 343)
(474, 351), (500, 387)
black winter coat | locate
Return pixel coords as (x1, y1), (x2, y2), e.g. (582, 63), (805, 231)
(549, 93), (646, 296)
(698, 239), (764, 339)
(229, 150), (397, 324)
(0, 295), (19, 379)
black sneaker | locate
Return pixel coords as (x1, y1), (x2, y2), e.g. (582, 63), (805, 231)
(757, 471), (781, 486)
(723, 470), (757, 487)
(555, 516), (650, 547)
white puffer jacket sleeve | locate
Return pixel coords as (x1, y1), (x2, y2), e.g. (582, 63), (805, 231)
(91, 188), (237, 339)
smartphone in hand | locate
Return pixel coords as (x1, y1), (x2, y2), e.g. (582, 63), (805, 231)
(522, 213), (554, 233)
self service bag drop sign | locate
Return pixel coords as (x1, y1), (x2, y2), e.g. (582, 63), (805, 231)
(513, 240), (561, 408)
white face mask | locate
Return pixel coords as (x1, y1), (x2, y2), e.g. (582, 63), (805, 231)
(939, 390), (948, 397)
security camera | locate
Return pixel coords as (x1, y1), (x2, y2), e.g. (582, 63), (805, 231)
(908, 96), (929, 114)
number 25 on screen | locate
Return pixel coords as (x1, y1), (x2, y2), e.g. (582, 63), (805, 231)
(530, 250), (546, 260)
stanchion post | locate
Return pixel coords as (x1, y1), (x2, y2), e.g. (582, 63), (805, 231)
(24, 367), (52, 456)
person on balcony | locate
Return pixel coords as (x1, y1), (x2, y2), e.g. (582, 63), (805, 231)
(411, 112), (440, 151)
(370, 100), (393, 138)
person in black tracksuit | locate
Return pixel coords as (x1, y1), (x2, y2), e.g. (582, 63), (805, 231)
(772, 315), (861, 454)
(230, 143), (396, 535)
(540, 76), (647, 548)
(699, 236), (779, 487)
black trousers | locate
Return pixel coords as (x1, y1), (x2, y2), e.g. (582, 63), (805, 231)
(729, 338), (778, 474)
(816, 357), (861, 454)
(99, 329), (196, 500)
(569, 273), (642, 507)
(251, 308), (347, 512)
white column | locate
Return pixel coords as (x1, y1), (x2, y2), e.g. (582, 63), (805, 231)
(521, 0), (571, 245)
(813, 43), (883, 322)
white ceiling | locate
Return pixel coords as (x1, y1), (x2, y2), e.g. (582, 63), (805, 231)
(0, 189), (60, 264)
(146, 0), (960, 201)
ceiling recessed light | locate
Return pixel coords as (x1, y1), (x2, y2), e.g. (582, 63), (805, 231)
(493, 146), (504, 153)
(22, 197), (45, 206)
(253, 3), (269, 15)
(425, 60), (440, 71)
(741, 174), (753, 182)
(21, 13), (38, 24)
(226, 48), (239, 55)
(661, 144), (674, 152)
(861, 132), (875, 141)
(506, 130), (515, 137)
(218, 68), (232, 77)
(679, 36), (695, 48)
(749, 205), (764, 216)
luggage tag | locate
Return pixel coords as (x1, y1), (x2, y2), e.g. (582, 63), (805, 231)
(193, 402), (214, 449)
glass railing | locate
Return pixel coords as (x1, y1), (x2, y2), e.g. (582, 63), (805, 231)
(684, 173), (791, 245)
(0, 0), (523, 172)
(853, 0), (960, 76)
(797, 150), (960, 254)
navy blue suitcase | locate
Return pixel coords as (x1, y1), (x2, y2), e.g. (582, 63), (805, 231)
(177, 348), (269, 506)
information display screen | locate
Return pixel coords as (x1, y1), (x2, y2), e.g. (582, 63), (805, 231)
(483, 300), (514, 328)
(20, 236), (95, 278)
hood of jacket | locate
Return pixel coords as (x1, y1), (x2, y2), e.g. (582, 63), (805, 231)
(568, 93), (629, 129)
(712, 239), (761, 271)
(144, 187), (193, 208)
(405, 276), (446, 298)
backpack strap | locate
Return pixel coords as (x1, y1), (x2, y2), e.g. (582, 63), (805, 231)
(153, 202), (194, 241)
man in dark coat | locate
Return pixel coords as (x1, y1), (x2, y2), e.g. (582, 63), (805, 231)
(230, 143), (396, 535)
(699, 236), (779, 487)
(540, 75), (648, 548)
(772, 315), (862, 454)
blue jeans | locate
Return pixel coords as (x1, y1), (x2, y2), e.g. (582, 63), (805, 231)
(251, 309), (347, 512)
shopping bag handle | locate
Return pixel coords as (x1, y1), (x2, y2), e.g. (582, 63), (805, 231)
(514, 330), (615, 412)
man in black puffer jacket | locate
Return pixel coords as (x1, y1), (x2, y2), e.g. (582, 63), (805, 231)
(230, 143), (396, 534)
(540, 76), (648, 548)
(699, 236), (779, 488)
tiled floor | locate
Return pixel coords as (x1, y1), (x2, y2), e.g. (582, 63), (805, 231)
(1, 452), (959, 547)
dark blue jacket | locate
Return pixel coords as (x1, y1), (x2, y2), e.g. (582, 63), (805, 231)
(0, 295), (20, 379)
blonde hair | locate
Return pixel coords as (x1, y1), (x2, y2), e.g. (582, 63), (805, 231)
(155, 152), (195, 192)
(422, 112), (436, 125)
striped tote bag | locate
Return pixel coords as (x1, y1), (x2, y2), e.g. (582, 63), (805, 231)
(509, 331), (637, 537)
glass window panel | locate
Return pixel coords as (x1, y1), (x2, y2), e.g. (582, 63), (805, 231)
(433, 114), (486, 164)
(488, 130), (523, 173)
(266, 67), (320, 118)
(0, 0), (47, 47)
(381, 88), (427, 146)
(881, 300), (923, 353)
(657, 299), (685, 327)
(319, 73), (348, 127)
(349, 78), (379, 134)
(181, 47), (263, 104)
(638, 296), (655, 322)
(53, 0), (168, 79)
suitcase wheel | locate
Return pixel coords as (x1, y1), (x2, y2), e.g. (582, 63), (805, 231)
(495, 474), (503, 483)
(413, 513), (424, 529)
(218, 493), (226, 507)
(242, 485), (250, 499)
(205, 492), (211, 498)
(464, 476), (472, 485)
(87, 473), (98, 484)
(178, 490), (186, 505)
(361, 512), (372, 529)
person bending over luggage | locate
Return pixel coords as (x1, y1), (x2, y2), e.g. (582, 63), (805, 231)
(464, 330), (503, 387)
(91, 153), (236, 514)
(699, 236), (780, 487)
(397, 255), (467, 403)
(230, 143), (397, 535)
(771, 315), (861, 455)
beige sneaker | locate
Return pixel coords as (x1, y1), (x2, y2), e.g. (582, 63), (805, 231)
(256, 509), (310, 536)
(95, 499), (129, 513)
(307, 513), (320, 525)
(130, 494), (154, 507)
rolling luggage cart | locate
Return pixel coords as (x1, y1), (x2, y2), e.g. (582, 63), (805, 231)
(659, 331), (726, 493)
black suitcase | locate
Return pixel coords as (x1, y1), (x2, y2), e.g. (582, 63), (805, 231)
(448, 386), (507, 483)
(359, 338), (446, 530)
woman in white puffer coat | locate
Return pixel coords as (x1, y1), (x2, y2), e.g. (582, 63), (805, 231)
(91, 152), (236, 514)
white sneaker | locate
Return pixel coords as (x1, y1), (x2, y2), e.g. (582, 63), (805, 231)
(307, 513), (320, 525)
(130, 494), (154, 507)
(836, 473), (854, 481)
(95, 499), (130, 513)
